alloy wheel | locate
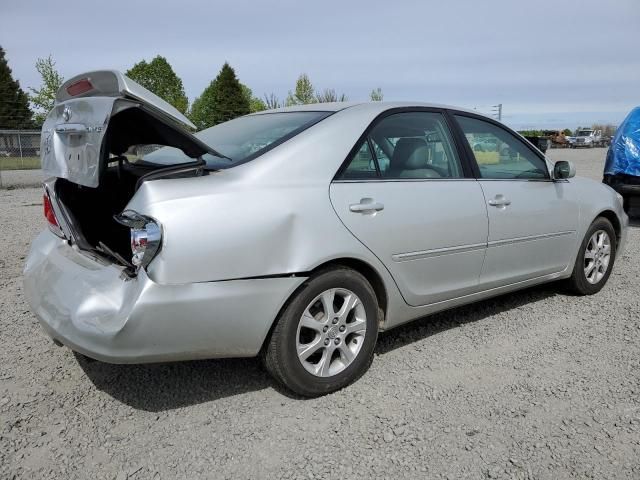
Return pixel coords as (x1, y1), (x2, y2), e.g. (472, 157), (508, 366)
(296, 288), (367, 377)
(584, 229), (611, 284)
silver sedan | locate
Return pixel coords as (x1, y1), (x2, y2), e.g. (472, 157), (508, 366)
(24, 71), (628, 396)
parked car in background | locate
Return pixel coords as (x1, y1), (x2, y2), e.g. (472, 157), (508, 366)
(603, 106), (640, 214)
(24, 71), (628, 397)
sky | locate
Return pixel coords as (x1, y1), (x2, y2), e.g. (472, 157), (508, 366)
(1, 0), (639, 130)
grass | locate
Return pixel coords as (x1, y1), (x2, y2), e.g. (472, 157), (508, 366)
(0, 157), (41, 170)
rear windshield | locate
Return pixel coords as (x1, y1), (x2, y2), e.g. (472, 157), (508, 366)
(142, 111), (332, 169)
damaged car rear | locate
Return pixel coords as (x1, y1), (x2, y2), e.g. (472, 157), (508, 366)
(25, 70), (336, 381)
(39, 71), (222, 269)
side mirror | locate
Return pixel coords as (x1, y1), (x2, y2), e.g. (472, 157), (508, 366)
(553, 160), (576, 180)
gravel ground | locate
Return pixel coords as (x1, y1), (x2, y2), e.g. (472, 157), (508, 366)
(0, 169), (43, 189)
(1, 147), (638, 479)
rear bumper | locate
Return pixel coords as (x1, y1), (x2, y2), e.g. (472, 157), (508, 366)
(23, 230), (305, 363)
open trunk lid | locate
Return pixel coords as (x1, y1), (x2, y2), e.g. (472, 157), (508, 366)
(41, 70), (219, 187)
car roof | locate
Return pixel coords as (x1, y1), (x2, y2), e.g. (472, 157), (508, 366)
(252, 101), (488, 118)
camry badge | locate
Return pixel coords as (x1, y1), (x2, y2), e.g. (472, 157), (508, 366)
(62, 106), (72, 122)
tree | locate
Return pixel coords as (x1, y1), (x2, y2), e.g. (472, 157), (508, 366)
(286, 73), (316, 106)
(28, 55), (64, 126)
(189, 62), (250, 130)
(264, 93), (281, 110)
(0, 47), (33, 128)
(126, 56), (188, 114)
(240, 84), (267, 113)
(562, 128), (572, 136)
(316, 88), (348, 103)
(370, 87), (384, 101)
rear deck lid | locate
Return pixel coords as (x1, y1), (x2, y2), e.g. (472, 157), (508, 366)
(41, 70), (220, 187)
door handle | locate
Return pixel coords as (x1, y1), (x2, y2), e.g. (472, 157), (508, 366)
(349, 198), (384, 214)
(488, 195), (511, 207)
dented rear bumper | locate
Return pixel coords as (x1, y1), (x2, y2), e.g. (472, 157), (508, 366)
(23, 230), (305, 363)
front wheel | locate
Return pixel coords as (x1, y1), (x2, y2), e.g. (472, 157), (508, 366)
(566, 217), (617, 295)
(262, 267), (380, 397)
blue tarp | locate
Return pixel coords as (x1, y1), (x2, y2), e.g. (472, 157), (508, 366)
(604, 106), (640, 177)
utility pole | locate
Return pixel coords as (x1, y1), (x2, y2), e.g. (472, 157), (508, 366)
(491, 104), (502, 121)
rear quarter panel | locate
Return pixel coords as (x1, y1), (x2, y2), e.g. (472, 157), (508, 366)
(126, 105), (391, 286)
(129, 172), (386, 285)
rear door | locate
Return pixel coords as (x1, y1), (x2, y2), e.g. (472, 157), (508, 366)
(330, 109), (488, 307)
(452, 113), (579, 288)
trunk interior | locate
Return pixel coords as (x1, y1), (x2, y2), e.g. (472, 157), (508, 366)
(56, 162), (157, 262)
(53, 106), (207, 265)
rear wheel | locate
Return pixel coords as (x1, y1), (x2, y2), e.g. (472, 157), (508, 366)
(263, 267), (379, 397)
(566, 217), (616, 295)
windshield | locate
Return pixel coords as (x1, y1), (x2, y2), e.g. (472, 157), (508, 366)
(142, 111), (332, 169)
(576, 130), (593, 136)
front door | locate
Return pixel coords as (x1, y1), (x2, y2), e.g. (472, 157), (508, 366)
(330, 110), (488, 307)
(453, 114), (579, 288)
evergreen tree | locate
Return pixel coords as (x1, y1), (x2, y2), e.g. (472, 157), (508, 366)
(126, 56), (189, 114)
(0, 47), (34, 128)
(190, 63), (250, 130)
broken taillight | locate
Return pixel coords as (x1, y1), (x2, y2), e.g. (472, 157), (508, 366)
(66, 78), (93, 96)
(43, 191), (64, 238)
(43, 194), (57, 226)
(114, 210), (162, 268)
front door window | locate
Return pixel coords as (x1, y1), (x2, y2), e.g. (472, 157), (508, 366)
(454, 115), (549, 180)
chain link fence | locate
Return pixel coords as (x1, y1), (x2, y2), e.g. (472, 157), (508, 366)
(0, 130), (165, 188)
(0, 130), (43, 189)
(0, 130), (42, 170)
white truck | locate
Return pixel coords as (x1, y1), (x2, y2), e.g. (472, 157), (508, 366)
(569, 128), (604, 148)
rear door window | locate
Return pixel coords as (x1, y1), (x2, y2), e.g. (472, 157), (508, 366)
(339, 111), (463, 180)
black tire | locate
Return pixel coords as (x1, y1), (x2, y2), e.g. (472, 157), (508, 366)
(262, 267), (380, 397)
(566, 217), (617, 295)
